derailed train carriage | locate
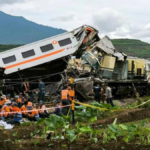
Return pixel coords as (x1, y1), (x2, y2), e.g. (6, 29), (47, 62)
(67, 36), (150, 98)
(0, 25), (150, 100)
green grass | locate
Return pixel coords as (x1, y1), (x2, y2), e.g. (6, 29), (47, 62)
(0, 44), (22, 53)
(112, 39), (150, 58)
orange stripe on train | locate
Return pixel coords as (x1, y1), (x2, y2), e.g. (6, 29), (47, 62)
(5, 48), (65, 70)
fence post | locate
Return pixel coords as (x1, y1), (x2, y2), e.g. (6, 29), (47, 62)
(72, 100), (75, 124)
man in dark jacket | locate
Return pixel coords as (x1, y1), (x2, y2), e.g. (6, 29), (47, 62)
(92, 83), (103, 103)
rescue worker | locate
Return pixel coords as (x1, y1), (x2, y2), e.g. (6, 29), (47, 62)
(38, 78), (45, 102)
(6, 94), (11, 101)
(38, 100), (49, 118)
(7, 103), (22, 124)
(92, 83), (103, 103)
(21, 101), (28, 118)
(16, 93), (24, 108)
(68, 86), (75, 103)
(0, 95), (6, 109)
(1, 100), (12, 120)
(27, 102), (39, 121)
(21, 79), (29, 95)
(104, 84), (114, 107)
(61, 87), (70, 115)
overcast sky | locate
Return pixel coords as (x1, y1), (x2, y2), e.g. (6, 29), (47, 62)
(0, 0), (150, 43)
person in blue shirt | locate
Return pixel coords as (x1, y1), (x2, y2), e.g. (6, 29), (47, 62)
(92, 83), (103, 103)
(38, 78), (45, 102)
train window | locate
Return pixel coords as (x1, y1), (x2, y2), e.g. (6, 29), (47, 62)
(58, 38), (72, 47)
(3, 55), (16, 64)
(137, 68), (142, 75)
(40, 44), (54, 53)
(22, 49), (35, 58)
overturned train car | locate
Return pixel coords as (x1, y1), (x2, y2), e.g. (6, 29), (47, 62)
(0, 25), (99, 98)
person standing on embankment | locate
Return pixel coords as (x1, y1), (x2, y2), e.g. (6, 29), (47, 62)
(92, 83), (103, 103)
(104, 83), (114, 107)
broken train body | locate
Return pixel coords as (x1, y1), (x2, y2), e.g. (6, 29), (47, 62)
(0, 25), (150, 100)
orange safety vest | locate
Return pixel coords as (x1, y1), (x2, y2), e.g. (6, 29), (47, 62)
(28, 108), (39, 120)
(23, 82), (29, 92)
(61, 90), (69, 100)
(16, 98), (22, 103)
(0, 99), (6, 106)
(2, 105), (10, 117)
(9, 106), (13, 111)
(21, 105), (27, 115)
(69, 90), (75, 101)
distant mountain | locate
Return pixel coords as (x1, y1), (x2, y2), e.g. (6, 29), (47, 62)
(0, 11), (66, 44)
(112, 39), (150, 58)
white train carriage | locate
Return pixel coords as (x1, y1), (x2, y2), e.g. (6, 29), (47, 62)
(0, 25), (98, 75)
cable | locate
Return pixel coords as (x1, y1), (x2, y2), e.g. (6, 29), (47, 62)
(5, 71), (65, 81)
(0, 71), (65, 87)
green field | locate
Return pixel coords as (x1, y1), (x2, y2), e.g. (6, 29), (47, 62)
(0, 44), (21, 52)
(112, 39), (150, 58)
(1, 39), (150, 58)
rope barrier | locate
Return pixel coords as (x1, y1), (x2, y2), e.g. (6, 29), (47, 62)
(0, 104), (71, 115)
(132, 99), (150, 108)
(74, 101), (126, 112)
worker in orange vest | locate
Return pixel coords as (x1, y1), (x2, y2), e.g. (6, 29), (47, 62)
(68, 86), (75, 102)
(16, 93), (25, 108)
(61, 86), (70, 115)
(7, 103), (22, 124)
(21, 101), (28, 118)
(1, 100), (12, 120)
(0, 95), (6, 109)
(38, 100), (49, 118)
(27, 102), (39, 121)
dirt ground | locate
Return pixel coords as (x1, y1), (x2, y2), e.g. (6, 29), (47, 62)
(92, 108), (150, 127)
(1, 138), (150, 150)
(0, 108), (150, 150)
(1, 97), (150, 150)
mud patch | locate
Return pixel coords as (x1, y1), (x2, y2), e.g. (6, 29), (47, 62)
(92, 108), (150, 127)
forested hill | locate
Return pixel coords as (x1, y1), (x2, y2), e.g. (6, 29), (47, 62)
(0, 11), (66, 44)
(1, 39), (150, 58)
(112, 39), (150, 58)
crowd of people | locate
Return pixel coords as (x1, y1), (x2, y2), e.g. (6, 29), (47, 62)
(0, 78), (62, 124)
(0, 93), (50, 124)
(0, 77), (114, 125)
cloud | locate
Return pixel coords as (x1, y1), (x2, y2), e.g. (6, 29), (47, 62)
(0, 0), (24, 4)
(0, 0), (150, 43)
(92, 8), (125, 33)
(51, 14), (75, 22)
(145, 23), (150, 30)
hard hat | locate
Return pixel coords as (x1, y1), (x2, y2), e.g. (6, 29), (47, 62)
(27, 102), (33, 110)
(6, 94), (11, 97)
(39, 100), (44, 105)
(27, 102), (33, 106)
